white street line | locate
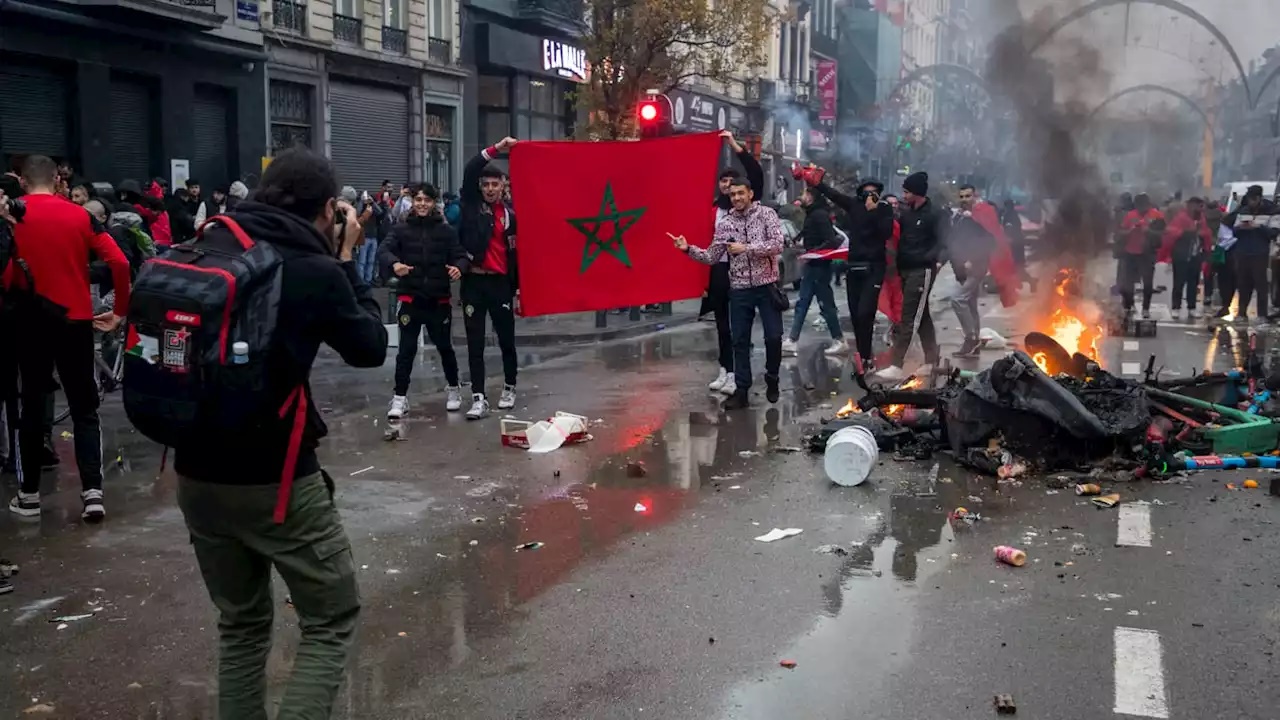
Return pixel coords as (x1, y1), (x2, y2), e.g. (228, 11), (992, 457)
(1117, 502), (1152, 547)
(1121, 362), (1142, 376)
(1123, 340), (1140, 351)
(1114, 627), (1170, 718)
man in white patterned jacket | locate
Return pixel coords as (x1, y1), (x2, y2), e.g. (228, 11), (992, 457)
(672, 175), (786, 410)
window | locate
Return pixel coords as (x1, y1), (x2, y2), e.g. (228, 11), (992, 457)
(431, 0), (446, 38)
(336, 0), (357, 15)
(269, 81), (312, 152)
(529, 80), (557, 115)
(385, 0), (406, 29)
(480, 111), (510, 145)
(478, 75), (509, 107)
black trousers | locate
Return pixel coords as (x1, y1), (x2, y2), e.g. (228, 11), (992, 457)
(460, 273), (517, 397)
(1217, 248), (1237, 309)
(708, 263), (732, 373)
(15, 314), (102, 495)
(393, 298), (459, 396)
(845, 262), (884, 362)
(1118, 253), (1155, 312)
(1236, 253), (1269, 318)
(1170, 258), (1201, 311)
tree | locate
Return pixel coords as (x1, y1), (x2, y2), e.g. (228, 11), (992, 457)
(577, 0), (771, 140)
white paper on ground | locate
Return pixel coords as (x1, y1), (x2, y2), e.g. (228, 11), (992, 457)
(754, 528), (804, 542)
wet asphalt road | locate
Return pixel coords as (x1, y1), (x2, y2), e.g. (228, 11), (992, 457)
(2, 260), (1279, 719)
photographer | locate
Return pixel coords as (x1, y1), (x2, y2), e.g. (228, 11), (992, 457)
(806, 173), (895, 371)
(1, 155), (131, 521)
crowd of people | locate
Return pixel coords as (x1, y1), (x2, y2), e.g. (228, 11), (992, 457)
(1114, 184), (1279, 325)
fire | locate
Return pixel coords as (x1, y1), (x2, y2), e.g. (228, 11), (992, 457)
(883, 377), (923, 418)
(836, 398), (859, 418)
(1032, 352), (1049, 373)
(1041, 269), (1104, 364)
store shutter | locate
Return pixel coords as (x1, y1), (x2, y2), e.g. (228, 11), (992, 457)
(192, 86), (231, 190)
(109, 78), (155, 184)
(0, 65), (69, 159)
(328, 81), (409, 192)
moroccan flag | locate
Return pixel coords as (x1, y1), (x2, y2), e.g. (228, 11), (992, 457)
(509, 132), (721, 317)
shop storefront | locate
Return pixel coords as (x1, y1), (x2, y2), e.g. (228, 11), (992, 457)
(468, 24), (585, 150)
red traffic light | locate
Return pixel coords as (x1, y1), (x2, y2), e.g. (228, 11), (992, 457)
(638, 102), (659, 122)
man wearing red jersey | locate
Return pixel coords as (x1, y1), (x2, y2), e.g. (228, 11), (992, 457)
(1, 155), (131, 521)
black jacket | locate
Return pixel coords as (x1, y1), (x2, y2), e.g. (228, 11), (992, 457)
(1224, 198), (1279, 258)
(459, 148), (518, 287)
(897, 198), (948, 269)
(379, 213), (469, 301)
(947, 209), (995, 268)
(799, 194), (839, 253)
(173, 201), (389, 485)
(814, 182), (894, 264)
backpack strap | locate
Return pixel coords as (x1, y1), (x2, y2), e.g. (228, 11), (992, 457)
(273, 384), (309, 524)
(199, 215), (255, 251)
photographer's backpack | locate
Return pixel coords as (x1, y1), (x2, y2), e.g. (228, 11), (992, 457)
(123, 215), (309, 520)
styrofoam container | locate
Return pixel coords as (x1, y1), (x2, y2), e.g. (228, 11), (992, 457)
(824, 426), (878, 486)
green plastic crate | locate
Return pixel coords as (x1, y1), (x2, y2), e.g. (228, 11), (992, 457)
(1146, 388), (1280, 455)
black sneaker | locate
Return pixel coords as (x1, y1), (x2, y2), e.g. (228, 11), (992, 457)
(951, 338), (979, 358)
(721, 389), (751, 411)
(0, 577), (12, 595)
(81, 489), (105, 523)
(765, 375), (780, 404)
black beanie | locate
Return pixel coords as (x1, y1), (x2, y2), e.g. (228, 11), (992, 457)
(903, 171), (928, 196)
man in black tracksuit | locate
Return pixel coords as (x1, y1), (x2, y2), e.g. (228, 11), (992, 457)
(458, 136), (519, 420)
(704, 131), (764, 397)
(874, 171), (946, 382)
(1223, 185), (1280, 324)
(811, 176), (895, 370)
(380, 183), (469, 419)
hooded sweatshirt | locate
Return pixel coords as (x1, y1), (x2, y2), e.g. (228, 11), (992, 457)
(172, 201), (388, 485)
(812, 182), (894, 264)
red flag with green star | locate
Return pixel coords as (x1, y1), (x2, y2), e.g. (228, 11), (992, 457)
(509, 132), (722, 316)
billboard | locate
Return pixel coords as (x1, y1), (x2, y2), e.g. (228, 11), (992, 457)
(816, 59), (838, 121)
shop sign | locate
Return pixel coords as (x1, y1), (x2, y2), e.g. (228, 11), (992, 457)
(816, 59), (837, 121)
(671, 91), (729, 133)
(542, 39), (588, 83)
(236, 0), (259, 21)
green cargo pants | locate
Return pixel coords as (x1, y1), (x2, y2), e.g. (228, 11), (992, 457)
(178, 472), (360, 720)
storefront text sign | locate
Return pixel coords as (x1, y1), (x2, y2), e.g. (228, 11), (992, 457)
(542, 39), (588, 83)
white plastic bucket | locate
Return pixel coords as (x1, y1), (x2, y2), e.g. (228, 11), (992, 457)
(824, 426), (878, 486)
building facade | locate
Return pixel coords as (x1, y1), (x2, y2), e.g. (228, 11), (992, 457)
(900, 0), (945, 130)
(262, 0), (468, 193)
(837, 3), (903, 181)
(459, 0), (586, 162)
(0, 0), (266, 190)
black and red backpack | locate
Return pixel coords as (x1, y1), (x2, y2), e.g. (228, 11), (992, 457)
(123, 215), (308, 522)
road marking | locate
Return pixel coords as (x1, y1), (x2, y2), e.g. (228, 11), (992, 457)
(1117, 502), (1152, 547)
(1114, 627), (1169, 718)
(1121, 362), (1142, 376)
(1123, 340), (1140, 351)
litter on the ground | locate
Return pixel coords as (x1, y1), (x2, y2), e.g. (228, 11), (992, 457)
(633, 502), (648, 512)
(1092, 493), (1121, 508)
(49, 613), (95, 623)
(501, 412), (592, 452)
(754, 528), (803, 543)
(994, 693), (1017, 714)
(813, 544), (848, 556)
(515, 542), (544, 551)
(994, 546), (1027, 567)
(349, 466), (374, 476)
(780, 659), (798, 669)
(738, 450), (761, 457)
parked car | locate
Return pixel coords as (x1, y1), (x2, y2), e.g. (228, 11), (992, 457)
(777, 217), (805, 290)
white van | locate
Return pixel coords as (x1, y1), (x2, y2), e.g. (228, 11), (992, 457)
(1220, 181), (1277, 212)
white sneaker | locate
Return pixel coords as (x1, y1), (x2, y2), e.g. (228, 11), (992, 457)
(498, 384), (517, 410)
(781, 338), (799, 356)
(1186, 309), (1199, 320)
(8, 492), (40, 517)
(823, 339), (847, 356)
(465, 394), (490, 420)
(871, 365), (907, 383)
(388, 394), (408, 420)
(709, 368), (729, 392)
(445, 386), (463, 412)
(719, 372), (737, 396)
(1171, 309), (1182, 321)
(81, 489), (105, 523)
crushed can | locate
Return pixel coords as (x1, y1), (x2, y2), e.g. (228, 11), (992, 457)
(993, 545), (1027, 567)
(1075, 483), (1102, 496)
(949, 507), (983, 525)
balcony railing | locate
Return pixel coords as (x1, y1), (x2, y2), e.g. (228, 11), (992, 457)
(382, 26), (407, 54)
(334, 13), (362, 44)
(428, 36), (452, 65)
(273, 0), (307, 34)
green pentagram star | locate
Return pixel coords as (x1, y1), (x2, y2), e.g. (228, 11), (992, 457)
(566, 182), (647, 273)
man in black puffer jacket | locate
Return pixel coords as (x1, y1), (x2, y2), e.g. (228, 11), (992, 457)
(380, 183), (469, 419)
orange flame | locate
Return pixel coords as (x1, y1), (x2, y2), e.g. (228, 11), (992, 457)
(836, 398), (859, 419)
(1032, 352), (1049, 373)
(1041, 269), (1104, 364)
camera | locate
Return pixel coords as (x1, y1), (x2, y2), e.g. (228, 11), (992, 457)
(5, 197), (25, 223)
